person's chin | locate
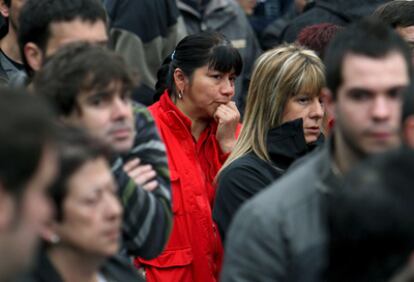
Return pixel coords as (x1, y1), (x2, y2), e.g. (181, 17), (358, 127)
(112, 138), (134, 154)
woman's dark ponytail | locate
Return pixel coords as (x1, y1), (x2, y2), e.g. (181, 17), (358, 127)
(154, 55), (173, 102)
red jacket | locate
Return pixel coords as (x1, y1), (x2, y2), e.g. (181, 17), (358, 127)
(136, 92), (239, 282)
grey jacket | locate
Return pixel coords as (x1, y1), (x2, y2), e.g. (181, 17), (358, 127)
(221, 141), (342, 282)
(177, 0), (262, 116)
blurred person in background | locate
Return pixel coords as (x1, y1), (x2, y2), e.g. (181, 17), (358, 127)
(24, 127), (144, 282)
(328, 148), (414, 282)
(102, 0), (187, 105)
(214, 44), (325, 241)
(0, 0), (26, 85)
(0, 89), (58, 282)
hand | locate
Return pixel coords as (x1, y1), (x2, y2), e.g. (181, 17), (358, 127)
(214, 101), (240, 153)
(123, 158), (158, 191)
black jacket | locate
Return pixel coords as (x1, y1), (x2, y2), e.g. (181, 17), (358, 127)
(21, 252), (144, 282)
(213, 119), (323, 241)
(281, 0), (390, 43)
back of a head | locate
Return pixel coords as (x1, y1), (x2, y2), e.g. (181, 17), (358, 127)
(372, 0), (414, 29)
(297, 23), (343, 58)
(0, 87), (57, 195)
(328, 148), (414, 282)
(154, 31), (243, 102)
(18, 0), (107, 72)
(32, 42), (136, 117)
(324, 17), (412, 97)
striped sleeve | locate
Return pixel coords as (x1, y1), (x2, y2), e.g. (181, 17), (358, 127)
(112, 103), (172, 259)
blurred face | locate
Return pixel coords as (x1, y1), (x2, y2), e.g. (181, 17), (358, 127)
(331, 52), (408, 157)
(45, 18), (108, 57)
(53, 157), (122, 257)
(180, 65), (236, 119)
(65, 81), (135, 154)
(237, 0), (257, 15)
(282, 93), (324, 143)
(0, 145), (57, 280)
(0, 0), (26, 31)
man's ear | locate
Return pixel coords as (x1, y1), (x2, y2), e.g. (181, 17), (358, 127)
(0, 1), (9, 19)
(322, 87), (335, 120)
(0, 182), (15, 232)
(24, 43), (44, 72)
(403, 115), (414, 149)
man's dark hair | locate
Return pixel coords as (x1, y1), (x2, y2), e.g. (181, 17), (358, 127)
(373, 0), (414, 29)
(327, 148), (414, 282)
(48, 126), (110, 222)
(0, 87), (57, 198)
(32, 42), (136, 116)
(18, 0), (107, 73)
(4, 0), (10, 7)
(324, 17), (412, 98)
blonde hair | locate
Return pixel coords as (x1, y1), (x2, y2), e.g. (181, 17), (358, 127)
(220, 44), (325, 173)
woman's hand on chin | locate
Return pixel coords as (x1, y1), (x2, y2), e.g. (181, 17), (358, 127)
(214, 101), (240, 153)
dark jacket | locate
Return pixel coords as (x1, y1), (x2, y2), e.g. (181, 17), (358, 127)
(220, 138), (342, 282)
(103, 0), (187, 105)
(281, 0), (390, 43)
(213, 119), (323, 241)
(22, 252), (144, 282)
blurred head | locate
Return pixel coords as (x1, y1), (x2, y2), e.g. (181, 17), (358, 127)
(155, 31), (242, 119)
(297, 23), (343, 58)
(373, 0), (414, 58)
(222, 44), (325, 168)
(33, 43), (137, 154)
(237, 0), (257, 15)
(328, 148), (414, 282)
(0, 0), (26, 34)
(0, 88), (58, 281)
(18, 0), (108, 76)
(324, 18), (412, 160)
(43, 127), (122, 258)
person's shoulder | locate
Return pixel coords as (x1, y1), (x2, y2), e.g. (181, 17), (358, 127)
(104, 255), (145, 282)
(239, 150), (324, 218)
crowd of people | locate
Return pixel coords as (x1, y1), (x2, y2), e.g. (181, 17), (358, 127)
(1, 0), (414, 282)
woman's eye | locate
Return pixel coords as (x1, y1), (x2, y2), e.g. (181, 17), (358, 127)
(297, 97), (310, 104)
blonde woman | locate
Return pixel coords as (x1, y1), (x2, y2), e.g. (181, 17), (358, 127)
(213, 44), (325, 241)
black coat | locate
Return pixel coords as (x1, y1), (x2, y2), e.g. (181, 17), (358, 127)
(21, 251), (145, 282)
(281, 0), (391, 43)
(213, 119), (323, 241)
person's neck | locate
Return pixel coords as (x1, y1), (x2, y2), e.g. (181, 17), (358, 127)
(333, 131), (362, 175)
(47, 245), (104, 282)
(0, 27), (21, 64)
(175, 99), (209, 141)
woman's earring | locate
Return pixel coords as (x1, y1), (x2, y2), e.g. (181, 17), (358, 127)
(50, 234), (60, 244)
(178, 90), (183, 99)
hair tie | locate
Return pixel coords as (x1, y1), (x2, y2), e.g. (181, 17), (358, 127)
(171, 50), (176, 60)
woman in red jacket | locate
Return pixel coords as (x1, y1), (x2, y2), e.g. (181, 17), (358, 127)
(136, 32), (242, 281)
